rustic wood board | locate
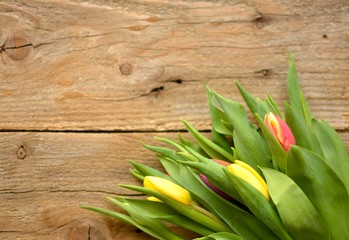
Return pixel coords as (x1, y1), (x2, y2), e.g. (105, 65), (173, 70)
(0, 0), (349, 239)
(0, 0), (348, 131)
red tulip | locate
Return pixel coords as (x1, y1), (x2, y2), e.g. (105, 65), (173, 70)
(264, 112), (296, 152)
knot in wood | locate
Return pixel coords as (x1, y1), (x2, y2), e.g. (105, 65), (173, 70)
(120, 63), (133, 75)
(4, 34), (33, 61)
(67, 222), (110, 240)
(16, 146), (27, 159)
(255, 18), (266, 29)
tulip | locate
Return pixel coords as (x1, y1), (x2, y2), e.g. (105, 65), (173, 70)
(264, 112), (296, 152)
(228, 160), (270, 200)
(144, 176), (192, 205)
(200, 160), (232, 200)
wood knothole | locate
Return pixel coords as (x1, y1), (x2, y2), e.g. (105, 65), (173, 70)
(2, 34), (33, 61)
(67, 222), (110, 240)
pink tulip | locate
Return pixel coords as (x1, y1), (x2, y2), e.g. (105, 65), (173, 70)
(264, 112), (296, 152)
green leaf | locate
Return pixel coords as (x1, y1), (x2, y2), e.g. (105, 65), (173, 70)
(287, 53), (313, 126)
(236, 81), (268, 118)
(255, 114), (287, 172)
(119, 184), (232, 233)
(130, 169), (144, 181)
(182, 120), (235, 161)
(210, 90), (272, 171)
(223, 168), (292, 240)
(287, 146), (349, 240)
(211, 129), (235, 158)
(266, 94), (282, 117)
(178, 132), (208, 157)
(144, 144), (184, 161)
(155, 137), (189, 154)
(195, 232), (243, 240)
(81, 205), (168, 240)
(120, 198), (215, 236)
(107, 197), (185, 240)
(312, 119), (349, 190)
(129, 160), (172, 181)
(261, 168), (330, 240)
(205, 84), (233, 135)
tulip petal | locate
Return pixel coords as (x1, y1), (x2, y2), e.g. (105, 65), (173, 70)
(255, 114), (287, 171)
(228, 163), (269, 200)
(144, 176), (192, 206)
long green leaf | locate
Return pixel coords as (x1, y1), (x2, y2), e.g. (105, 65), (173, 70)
(182, 120), (235, 161)
(120, 198), (215, 236)
(81, 206), (167, 240)
(205, 84), (233, 135)
(312, 119), (349, 190)
(287, 53), (312, 126)
(195, 232), (243, 240)
(287, 146), (349, 240)
(261, 168), (329, 240)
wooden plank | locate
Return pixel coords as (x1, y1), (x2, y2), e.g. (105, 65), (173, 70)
(0, 0), (348, 131)
(0, 132), (198, 239)
(0, 131), (348, 239)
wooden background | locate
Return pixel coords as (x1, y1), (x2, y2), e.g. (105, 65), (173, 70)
(0, 0), (348, 239)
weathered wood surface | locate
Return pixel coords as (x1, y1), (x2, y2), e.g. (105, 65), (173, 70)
(0, 0), (348, 239)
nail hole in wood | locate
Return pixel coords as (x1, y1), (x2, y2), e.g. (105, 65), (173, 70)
(175, 79), (182, 84)
(16, 146), (27, 159)
(261, 69), (271, 77)
(119, 63), (133, 75)
(323, 34), (328, 39)
(255, 16), (266, 29)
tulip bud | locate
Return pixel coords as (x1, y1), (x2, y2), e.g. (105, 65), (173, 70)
(228, 160), (270, 200)
(200, 160), (232, 200)
(143, 176), (192, 205)
(264, 112), (296, 152)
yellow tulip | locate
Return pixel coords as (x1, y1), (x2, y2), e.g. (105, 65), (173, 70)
(228, 160), (270, 200)
(143, 176), (192, 205)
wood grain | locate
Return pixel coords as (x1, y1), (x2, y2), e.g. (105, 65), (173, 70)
(0, 0), (348, 131)
(0, 0), (349, 239)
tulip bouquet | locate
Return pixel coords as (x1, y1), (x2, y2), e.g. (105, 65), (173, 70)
(82, 56), (349, 240)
